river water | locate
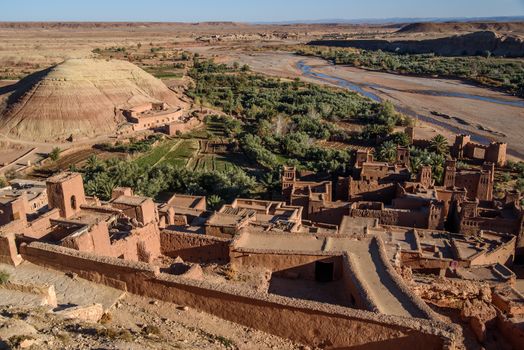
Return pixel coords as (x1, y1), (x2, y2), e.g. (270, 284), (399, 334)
(296, 60), (523, 147)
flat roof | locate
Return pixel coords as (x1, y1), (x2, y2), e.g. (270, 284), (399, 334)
(112, 195), (150, 207)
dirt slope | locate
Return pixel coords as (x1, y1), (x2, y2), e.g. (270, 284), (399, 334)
(0, 58), (182, 141)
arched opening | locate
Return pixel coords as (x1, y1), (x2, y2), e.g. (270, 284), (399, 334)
(70, 195), (77, 210)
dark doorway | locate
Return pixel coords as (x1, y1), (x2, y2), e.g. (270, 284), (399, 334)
(315, 261), (334, 283)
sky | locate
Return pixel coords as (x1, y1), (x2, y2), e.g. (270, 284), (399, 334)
(1, 0), (524, 22)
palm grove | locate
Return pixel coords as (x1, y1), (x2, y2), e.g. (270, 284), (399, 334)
(79, 57), (452, 206)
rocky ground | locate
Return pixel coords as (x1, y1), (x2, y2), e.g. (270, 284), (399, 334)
(0, 262), (309, 350)
(0, 293), (310, 350)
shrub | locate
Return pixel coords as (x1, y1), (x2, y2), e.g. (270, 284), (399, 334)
(0, 270), (10, 284)
(49, 147), (61, 161)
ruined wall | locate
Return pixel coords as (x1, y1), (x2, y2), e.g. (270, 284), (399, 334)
(25, 209), (61, 238)
(350, 208), (429, 228)
(19, 242), (456, 349)
(349, 181), (397, 203)
(160, 230), (230, 263)
(308, 202), (349, 226)
(0, 196), (27, 226)
(111, 223), (161, 263)
(62, 222), (112, 257)
(497, 314), (524, 350)
(469, 237), (516, 266)
(459, 217), (520, 237)
(167, 118), (201, 136)
(0, 231), (22, 265)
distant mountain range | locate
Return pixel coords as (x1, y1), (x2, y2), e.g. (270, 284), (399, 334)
(255, 16), (524, 25)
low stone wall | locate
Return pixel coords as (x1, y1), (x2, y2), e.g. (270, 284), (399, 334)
(160, 230), (230, 263)
(19, 241), (458, 349)
(0, 281), (57, 307)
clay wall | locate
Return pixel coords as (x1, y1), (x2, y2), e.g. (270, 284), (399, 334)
(460, 217), (520, 237)
(469, 236), (516, 266)
(497, 314), (524, 350)
(46, 174), (86, 219)
(349, 208), (429, 229)
(231, 249), (343, 281)
(160, 230), (230, 263)
(167, 118), (201, 136)
(108, 222), (160, 263)
(308, 202), (349, 226)
(349, 181), (397, 203)
(131, 109), (185, 131)
(0, 231), (22, 265)
(0, 196), (28, 226)
(111, 199), (157, 225)
(62, 221), (112, 257)
(400, 252), (452, 270)
(25, 209), (61, 239)
(205, 225), (240, 238)
(19, 242), (456, 349)
(340, 253), (380, 312)
(492, 292), (524, 317)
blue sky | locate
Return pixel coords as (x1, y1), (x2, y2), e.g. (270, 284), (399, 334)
(2, 0), (524, 22)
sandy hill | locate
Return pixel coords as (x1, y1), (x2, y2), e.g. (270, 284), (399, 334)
(398, 22), (524, 35)
(0, 59), (182, 141)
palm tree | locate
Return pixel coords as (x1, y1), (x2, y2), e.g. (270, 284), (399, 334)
(377, 141), (397, 163)
(260, 172), (281, 200)
(430, 134), (449, 155)
(49, 147), (61, 161)
(207, 195), (223, 211)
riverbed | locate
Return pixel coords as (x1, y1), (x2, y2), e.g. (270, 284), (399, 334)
(225, 51), (524, 159)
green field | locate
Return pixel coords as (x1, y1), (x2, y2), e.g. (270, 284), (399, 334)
(133, 127), (252, 173)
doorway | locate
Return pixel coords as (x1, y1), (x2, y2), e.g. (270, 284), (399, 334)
(315, 261), (334, 283)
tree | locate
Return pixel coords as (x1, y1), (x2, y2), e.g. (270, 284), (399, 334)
(49, 147), (61, 161)
(430, 134), (449, 155)
(260, 171), (281, 200)
(4, 169), (16, 180)
(0, 177), (7, 188)
(377, 141), (398, 163)
(207, 195), (223, 211)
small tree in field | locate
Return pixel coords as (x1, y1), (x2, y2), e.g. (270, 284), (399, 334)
(49, 147), (61, 161)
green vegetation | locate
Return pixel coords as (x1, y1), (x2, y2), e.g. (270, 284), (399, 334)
(409, 147), (446, 184)
(0, 270), (9, 284)
(298, 46), (524, 97)
(144, 64), (184, 79)
(503, 160), (524, 194)
(49, 147), (62, 161)
(82, 156), (257, 201)
(429, 134), (450, 156)
(97, 134), (163, 154)
(188, 58), (409, 176)
(0, 177), (7, 188)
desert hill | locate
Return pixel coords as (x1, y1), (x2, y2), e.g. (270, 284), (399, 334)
(0, 58), (182, 141)
(398, 22), (524, 35)
(309, 31), (524, 57)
